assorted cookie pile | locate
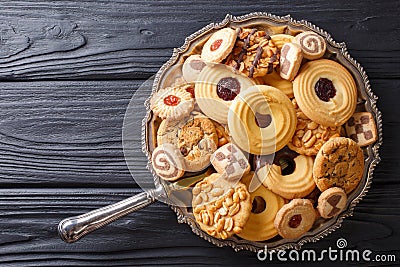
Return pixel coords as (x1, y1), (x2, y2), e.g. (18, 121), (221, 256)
(149, 26), (378, 241)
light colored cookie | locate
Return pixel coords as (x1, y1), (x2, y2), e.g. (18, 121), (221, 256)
(201, 28), (237, 63)
(182, 54), (207, 82)
(279, 42), (303, 81)
(317, 187), (347, 218)
(262, 69), (294, 98)
(212, 120), (230, 147)
(293, 59), (357, 127)
(271, 34), (295, 49)
(151, 143), (185, 181)
(195, 63), (255, 124)
(345, 112), (377, 147)
(150, 83), (195, 121)
(288, 98), (341, 156)
(274, 199), (316, 239)
(228, 85), (297, 155)
(225, 28), (280, 78)
(293, 31), (326, 60)
(211, 143), (250, 181)
(192, 173), (252, 239)
(313, 137), (364, 194)
(237, 172), (285, 241)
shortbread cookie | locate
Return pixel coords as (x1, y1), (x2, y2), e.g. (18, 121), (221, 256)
(262, 70), (294, 98)
(212, 120), (230, 147)
(201, 28), (237, 63)
(345, 112), (377, 147)
(274, 199), (316, 239)
(271, 34), (295, 49)
(317, 187), (347, 219)
(151, 143), (185, 181)
(225, 28), (280, 78)
(150, 83), (195, 121)
(293, 31), (326, 60)
(192, 173), (252, 239)
(288, 99), (341, 156)
(237, 172), (285, 241)
(261, 153), (316, 200)
(211, 143), (250, 181)
(195, 63), (255, 124)
(293, 59), (357, 127)
(182, 54), (207, 82)
(279, 42), (303, 81)
(228, 85), (297, 155)
(313, 137), (364, 194)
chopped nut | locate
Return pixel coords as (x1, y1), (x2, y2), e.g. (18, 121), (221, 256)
(224, 217), (234, 232)
(228, 203), (240, 216)
(233, 226), (242, 234)
(216, 217), (225, 232)
(296, 130), (305, 138)
(233, 192), (239, 203)
(304, 135), (317, 148)
(219, 207), (228, 216)
(210, 187), (224, 197)
(307, 121), (319, 130)
(302, 130), (312, 142)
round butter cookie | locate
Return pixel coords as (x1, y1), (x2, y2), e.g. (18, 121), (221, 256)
(228, 85), (297, 155)
(195, 64), (255, 124)
(317, 187), (347, 219)
(313, 137), (364, 194)
(237, 172), (285, 241)
(293, 31), (326, 60)
(182, 54), (207, 82)
(271, 34), (295, 49)
(151, 143), (185, 181)
(201, 28), (237, 63)
(262, 70), (294, 98)
(293, 59), (357, 127)
(192, 173), (252, 239)
(274, 199), (316, 239)
(150, 83), (195, 121)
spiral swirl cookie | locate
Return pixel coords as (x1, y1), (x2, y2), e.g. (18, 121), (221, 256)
(182, 54), (207, 82)
(228, 85), (297, 155)
(150, 83), (195, 121)
(151, 143), (185, 181)
(270, 34), (295, 50)
(201, 28), (237, 63)
(192, 173), (252, 239)
(293, 59), (357, 127)
(293, 31), (326, 60)
(237, 172), (285, 241)
(313, 137), (364, 194)
(262, 70), (294, 98)
(274, 199), (316, 239)
(195, 64), (255, 124)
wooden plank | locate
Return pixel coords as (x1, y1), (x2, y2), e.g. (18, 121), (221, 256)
(0, 0), (398, 80)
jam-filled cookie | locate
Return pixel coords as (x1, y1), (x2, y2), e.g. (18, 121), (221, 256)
(228, 85), (297, 155)
(293, 31), (326, 60)
(151, 143), (185, 181)
(192, 173), (252, 239)
(182, 54), (207, 82)
(317, 187), (347, 218)
(293, 59), (357, 127)
(201, 28), (237, 63)
(345, 112), (377, 147)
(274, 199), (316, 239)
(195, 63), (255, 124)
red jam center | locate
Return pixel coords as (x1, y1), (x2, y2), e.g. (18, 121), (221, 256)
(255, 112), (272, 128)
(289, 214), (302, 228)
(163, 95), (181, 106)
(210, 39), (223, 51)
(186, 87), (195, 98)
(314, 78), (336, 102)
(216, 77), (240, 101)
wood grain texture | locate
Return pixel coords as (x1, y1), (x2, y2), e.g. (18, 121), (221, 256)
(0, 0), (399, 266)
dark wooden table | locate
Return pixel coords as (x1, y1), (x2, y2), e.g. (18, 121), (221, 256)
(0, 1), (399, 266)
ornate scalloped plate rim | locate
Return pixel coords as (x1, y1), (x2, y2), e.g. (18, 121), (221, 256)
(144, 12), (383, 253)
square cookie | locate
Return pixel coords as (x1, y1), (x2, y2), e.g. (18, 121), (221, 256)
(211, 143), (250, 180)
(345, 112), (377, 147)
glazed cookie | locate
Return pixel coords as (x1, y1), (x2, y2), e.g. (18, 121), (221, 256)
(261, 152), (316, 200)
(262, 70), (294, 98)
(150, 83), (195, 121)
(345, 112), (377, 147)
(157, 115), (218, 172)
(293, 31), (326, 60)
(271, 34), (295, 49)
(313, 137), (364, 194)
(151, 143), (185, 181)
(192, 173), (252, 239)
(182, 54), (207, 82)
(225, 28), (280, 78)
(293, 59), (358, 127)
(211, 143), (250, 181)
(274, 199), (316, 239)
(237, 172), (285, 241)
(279, 42), (303, 81)
(195, 63), (255, 124)
(317, 187), (347, 219)
(288, 99), (341, 156)
(201, 27), (237, 63)
(228, 85), (297, 155)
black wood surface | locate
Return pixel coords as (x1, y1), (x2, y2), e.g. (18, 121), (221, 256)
(0, 0), (399, 266)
